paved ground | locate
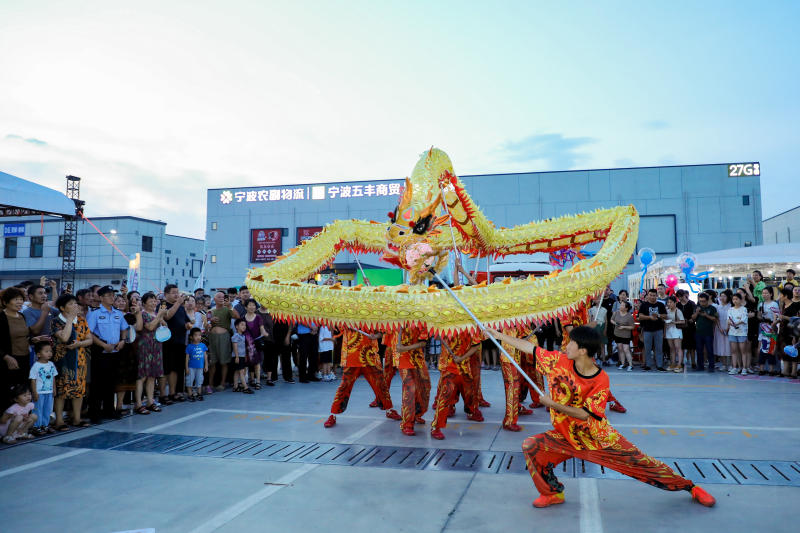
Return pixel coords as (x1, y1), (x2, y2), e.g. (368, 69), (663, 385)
(2, 366), (799, 533)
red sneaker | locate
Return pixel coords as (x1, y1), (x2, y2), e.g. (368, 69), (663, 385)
(385, 409), (401, 420)
(691, 486), (716, 507)
(401, 427), (416, 436)
(503, 423), (522, 432)
(518, 407), (533, 416)
(609, 402), (627, 413)
(479, 400), (491, 408)
(529, 401), (541, 409)
(532, 493), (565, 508)
(431, 429), (445, 440)
(323, 415), (336, 428)
(466, 411), (484, 422)
(415, 417), (426, 425)
(369, 400), (379, 408)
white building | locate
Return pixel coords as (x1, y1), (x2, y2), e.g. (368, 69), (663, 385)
(0, 215), (204, 293)
(763, 206), (800, 244)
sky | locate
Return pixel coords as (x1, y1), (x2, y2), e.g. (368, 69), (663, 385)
(1, 1), (798, 240)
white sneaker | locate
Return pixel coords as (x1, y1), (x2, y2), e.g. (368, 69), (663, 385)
(728, 368), (738, 375)
(626, 365), (633, 372)
(327, 373), (337, 381)
(741, 369), (748, 375)
(315, 371), (322, 379)
(618, 364), (624, 369)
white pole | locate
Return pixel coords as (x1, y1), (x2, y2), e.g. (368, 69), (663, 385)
(430, 270), (545, 396)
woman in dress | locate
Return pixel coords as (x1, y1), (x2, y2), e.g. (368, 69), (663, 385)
(133, 292), (167, 414)
(51, 294), (93, 429)
(611, 300), (635, 371)
(664, 296), (686, 371)
(713, 290), (732, 372)
(727, 292), (750, 374)
(243, 299), (267, 389)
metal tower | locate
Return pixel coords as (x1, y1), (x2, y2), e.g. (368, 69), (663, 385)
(60, 175), (84, 293)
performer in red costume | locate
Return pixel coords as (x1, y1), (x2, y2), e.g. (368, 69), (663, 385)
(488, 325), (715, 509)
(499, 324), (529, 431)
(324, 328), (398, 428)
(430, 331), (484, 440)
(395, 326), (430, 436)
(380, 330), (402, 420)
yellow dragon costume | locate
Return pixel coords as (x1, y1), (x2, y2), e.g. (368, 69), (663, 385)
(246, 148), (638, 335)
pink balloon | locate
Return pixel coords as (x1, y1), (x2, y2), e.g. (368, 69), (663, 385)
(665, 274), (679, 289)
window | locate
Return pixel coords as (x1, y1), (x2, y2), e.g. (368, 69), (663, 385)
(182, 269), (185, 276)
(185, 259), (189, 266)
(142, 235), (153, 252)
(744, 241), (752, 247)
(185, 280), (188, 288)
(189, 252), (196, 257)
(165, 249), (172, 254)
(742, 195), (750, 206)
(4, 237), (17, 258)
(211, 222), (218, 231)
(30, 236), (43, 257)
(211, 255), (217, 263)
(171, 268), (175, 276)
(175, 258), (179, 265)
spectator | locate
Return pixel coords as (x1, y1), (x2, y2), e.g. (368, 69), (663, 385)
(656, 283), (667, 304)
(256, 305), (276, 386)
(231, 319), (253, 394)
(664, 296), (685, 371)
(757, 286), (780, 375)
(779, 269), (798, 291)
(184, 296), (206, 341)
(778, 286), (800, 379)
(601, 286), (617, 362)
(87, 285), (130, 423)
(193, 288), (205, 302)
(88, 285), (101, 311)
(242, 299), (266, 389)
(296, 321), (319, 383)
(427, 335), (441, 369)
(23, 284), (57, 338)
(162, 285), (193, 403)
(28, 341), (57, 435)
(113, 292), (138, 415)
(207, 291), (238, 391)
(133, 292), (167, 414)
(318, 324), (334, 381)
(638, 289), (667, 371)
(75, 288), (92, 317)
(233, 285), (256, 317)
(677, 290), (697, 369)
(185, 328), (207, 401)
(272, 318), (294, 384)
(51, 294), (91, 429)
(713, 290), (732, 372)
(612, 289), (629, 313)
(748, 271), (766, 303)
(588, 298), (608, 364)
(728, 292), (749, 374)
(611, 300), (634, 371)
(692, 292), (718, 372)
(0, 384), (37, 444)
(227, 287), (239, 308)
(1, 288), (47, 404)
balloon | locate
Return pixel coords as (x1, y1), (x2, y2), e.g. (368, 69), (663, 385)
(784, 345), (798, 359)
(638, 247), (656, 267)
(665, 274), (679, 289)
(677, 252), (696, 272)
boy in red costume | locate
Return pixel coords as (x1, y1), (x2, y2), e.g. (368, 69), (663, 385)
(324, 328), (398, 428)
(488, 325), (715, 509)
(430, 331), (484, 440)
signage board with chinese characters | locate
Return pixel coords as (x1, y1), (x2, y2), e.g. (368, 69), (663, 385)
(3, 223), (25, 237)
(218, 181), (403, 206)
(250, 228), (283, 263)
(297, 226), (323, 245)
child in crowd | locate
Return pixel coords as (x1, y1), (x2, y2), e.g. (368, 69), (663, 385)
(1, 384), (38, 444)
(29, 341), (58, 435)
(231, 319), (254, 394)
(318, 325), (335, 381)
(185, 328), (208, 401)
(757, 287), (780, 376)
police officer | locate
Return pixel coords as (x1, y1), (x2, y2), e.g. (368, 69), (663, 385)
(87, 285), (130, 423)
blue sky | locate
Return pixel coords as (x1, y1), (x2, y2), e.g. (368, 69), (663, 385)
(1, 1), (797, 239)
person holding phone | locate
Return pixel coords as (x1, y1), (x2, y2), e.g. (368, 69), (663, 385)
(638, 289), (668, 371)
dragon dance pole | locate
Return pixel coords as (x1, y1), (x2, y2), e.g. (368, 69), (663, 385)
(429, 269), (545, 397)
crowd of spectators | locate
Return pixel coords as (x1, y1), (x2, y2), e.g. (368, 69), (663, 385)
(2, 268), (799, 444)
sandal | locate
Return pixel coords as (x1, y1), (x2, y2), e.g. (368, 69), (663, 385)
(2, 435), (16, 444)
(18, 433), (35, 440)
(233, 386), (243, 392)
(242, 388), (254, 394)
(135, 406), (151, 415)
(55, 424), (70, 432)
(46, 427), (56, 434)
(77, 420), (91, 427)
(254, 383), (261, 390)
(147, 404), (162, 412)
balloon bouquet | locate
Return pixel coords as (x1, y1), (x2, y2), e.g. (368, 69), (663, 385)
(637, 247), (656, 295)
(677, 252), (711, 293)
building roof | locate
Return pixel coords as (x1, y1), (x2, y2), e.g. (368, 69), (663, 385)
(762, 205), (800, 222)
(0, 171), (76, 217)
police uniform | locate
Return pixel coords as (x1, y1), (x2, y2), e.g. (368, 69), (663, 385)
(86, 292), (130, 421)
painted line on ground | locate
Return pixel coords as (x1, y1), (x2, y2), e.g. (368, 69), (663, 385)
(0, 448), (89, 479)
(579, 478), (603, 533)
(143, 409), (216, 433)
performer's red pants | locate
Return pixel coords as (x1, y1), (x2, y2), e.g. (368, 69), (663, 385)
(431, 370), (478, 430)
(501, 358), (520, 426)
(383, 356), (397, 391)
(399, 367), (430, 431)
(470, 353), (486, 403)
(522, 430), (694, 496)
(331, 367), (392, 414)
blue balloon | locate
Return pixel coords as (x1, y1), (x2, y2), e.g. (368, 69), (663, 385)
(785, 345), (799, 359)
(638, 247), (656, 267)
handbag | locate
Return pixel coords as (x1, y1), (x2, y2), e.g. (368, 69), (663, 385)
(155, 325), (172, 343)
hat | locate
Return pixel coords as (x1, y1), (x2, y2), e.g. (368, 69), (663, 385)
(97, 285), (115, 296)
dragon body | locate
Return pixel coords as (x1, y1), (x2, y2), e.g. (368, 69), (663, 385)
(247, 148), (638, 335)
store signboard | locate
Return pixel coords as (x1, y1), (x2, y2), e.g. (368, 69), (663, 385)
(218, 181), (403, 205)
(3, 223), (25, 237)
(297, 226), (323, 245)
(250, 228), (282, 263)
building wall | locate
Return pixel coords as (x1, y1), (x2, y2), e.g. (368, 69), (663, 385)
(763, 206), (800, 244)
(205, 163), (763, 290)
(163, 234), (205, 292)
(0, 216), (201, 292)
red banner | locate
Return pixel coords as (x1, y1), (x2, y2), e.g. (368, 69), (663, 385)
(296, 226), (323, 245)
(250, 228), (282, 263)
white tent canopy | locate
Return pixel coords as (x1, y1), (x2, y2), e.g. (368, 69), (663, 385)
(628, 242), (800, 294)
(0, 171), (76, 217)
